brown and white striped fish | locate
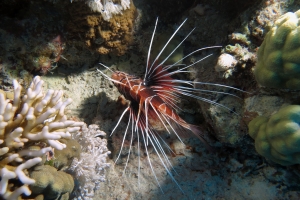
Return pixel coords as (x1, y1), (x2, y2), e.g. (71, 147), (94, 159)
(97, 18), (242, 193)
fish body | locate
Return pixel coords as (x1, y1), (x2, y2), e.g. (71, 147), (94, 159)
(111, 68), (191, 133)
(98, 18), (241, 193)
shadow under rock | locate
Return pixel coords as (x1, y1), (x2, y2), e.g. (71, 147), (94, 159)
(75, 93), (99, 125)
(75, 89), (126, 125)
(96, 92), (127, 123)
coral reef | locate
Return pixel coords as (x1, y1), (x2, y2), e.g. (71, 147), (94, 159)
(249, 0), (287, 42)
(0, 76), (84, 199)
(28, 35), (65, 75)
(214, 53), (238, 76)
(0, 0), (136, 77)
(67, 0), (136, 56)
(255, 9), (300, 89)
(53, 138), (81, 170)
(213, 0), (290, 79)
(86, 0), (131, 21)
(248, 105), (300, 166)
(70, 123), (110, 199)
(220, 43), (256, 78)
(0, 0), (67, 79)
(30, 165), (74, 200)
(193, 0), (295, 148)
(1, 0), (300, 199)
(0, 29), (65, 76)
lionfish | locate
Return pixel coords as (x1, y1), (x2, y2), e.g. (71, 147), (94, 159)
(98, 18), (241, 193)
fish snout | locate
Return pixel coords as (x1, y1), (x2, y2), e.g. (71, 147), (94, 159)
(111, 72), (120, 81)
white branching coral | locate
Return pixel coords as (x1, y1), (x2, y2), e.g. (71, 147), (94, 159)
(0, 76), (84, 199)
(86, 0), (131, 21)
(70, 124), (110, 199)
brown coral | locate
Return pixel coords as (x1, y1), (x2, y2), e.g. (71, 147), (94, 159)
(29, 165), (74, 200)
(67, 0), (137, 56)
(53, 138), (81, 170)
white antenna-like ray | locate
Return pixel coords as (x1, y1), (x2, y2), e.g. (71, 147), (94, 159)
(123, 114), (135, 175)
(140, 128), (164, 193)
(156, 54), (213, 79)
(110, 106), (130, 136)
(147, 19), (188, 77)
(144, 17), (159, 82)
(159, 79), (245, 93)
(96, 68), (126, 86)
(147, 27), (195, 79)
(147, 133), (184, 194)
(154, 46), (221, 79)
(115, 110), (132, 164)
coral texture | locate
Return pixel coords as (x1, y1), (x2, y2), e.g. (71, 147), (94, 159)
(70, 124), (110, 199)
(248, 105), (300, 166)
(255, 10), (300, 89)
(0, 0), (67, 78)
(0, 76), (84, 199)
(30, 165), (74, 200)
(28, 35), (65, 75)
(68, 0), (136, 56)
(53, 138), (81, 170)
(214, 53), (237, 72)
(86, 0), (130, 21)
(249, 0), (286, 42)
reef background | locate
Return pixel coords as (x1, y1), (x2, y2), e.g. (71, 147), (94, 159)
(1, 0), (300, 199)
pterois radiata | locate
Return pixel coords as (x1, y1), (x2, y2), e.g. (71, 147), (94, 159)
(97, 18), (242, 193)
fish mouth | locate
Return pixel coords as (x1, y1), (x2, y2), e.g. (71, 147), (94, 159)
(111, 72), (118, 81)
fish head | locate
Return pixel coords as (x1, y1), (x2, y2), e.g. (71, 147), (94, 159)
(111, 71), (128, 83)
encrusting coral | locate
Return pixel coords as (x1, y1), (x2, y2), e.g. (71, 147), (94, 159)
(248, 105), (300, 166)
(86, 0), (131, 21)
(254, 9), (300, 89)
(214, 53), (238, 75)
(28, 35), (65, 75)
(70, 123), (111, 199)
(30, 165), (74, 200)
(67, 0), (136, 56)
(0, 76), (84, 199)
(52, 138), (81, 171)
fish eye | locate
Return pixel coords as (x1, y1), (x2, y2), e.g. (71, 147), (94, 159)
(142, 80), (148, 86)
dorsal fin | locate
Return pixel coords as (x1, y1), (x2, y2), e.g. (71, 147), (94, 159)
(146, 64), (173, 86)
(145, 65), (180, 110)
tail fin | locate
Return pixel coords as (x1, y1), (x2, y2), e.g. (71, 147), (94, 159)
(189, 124), (215, 153)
